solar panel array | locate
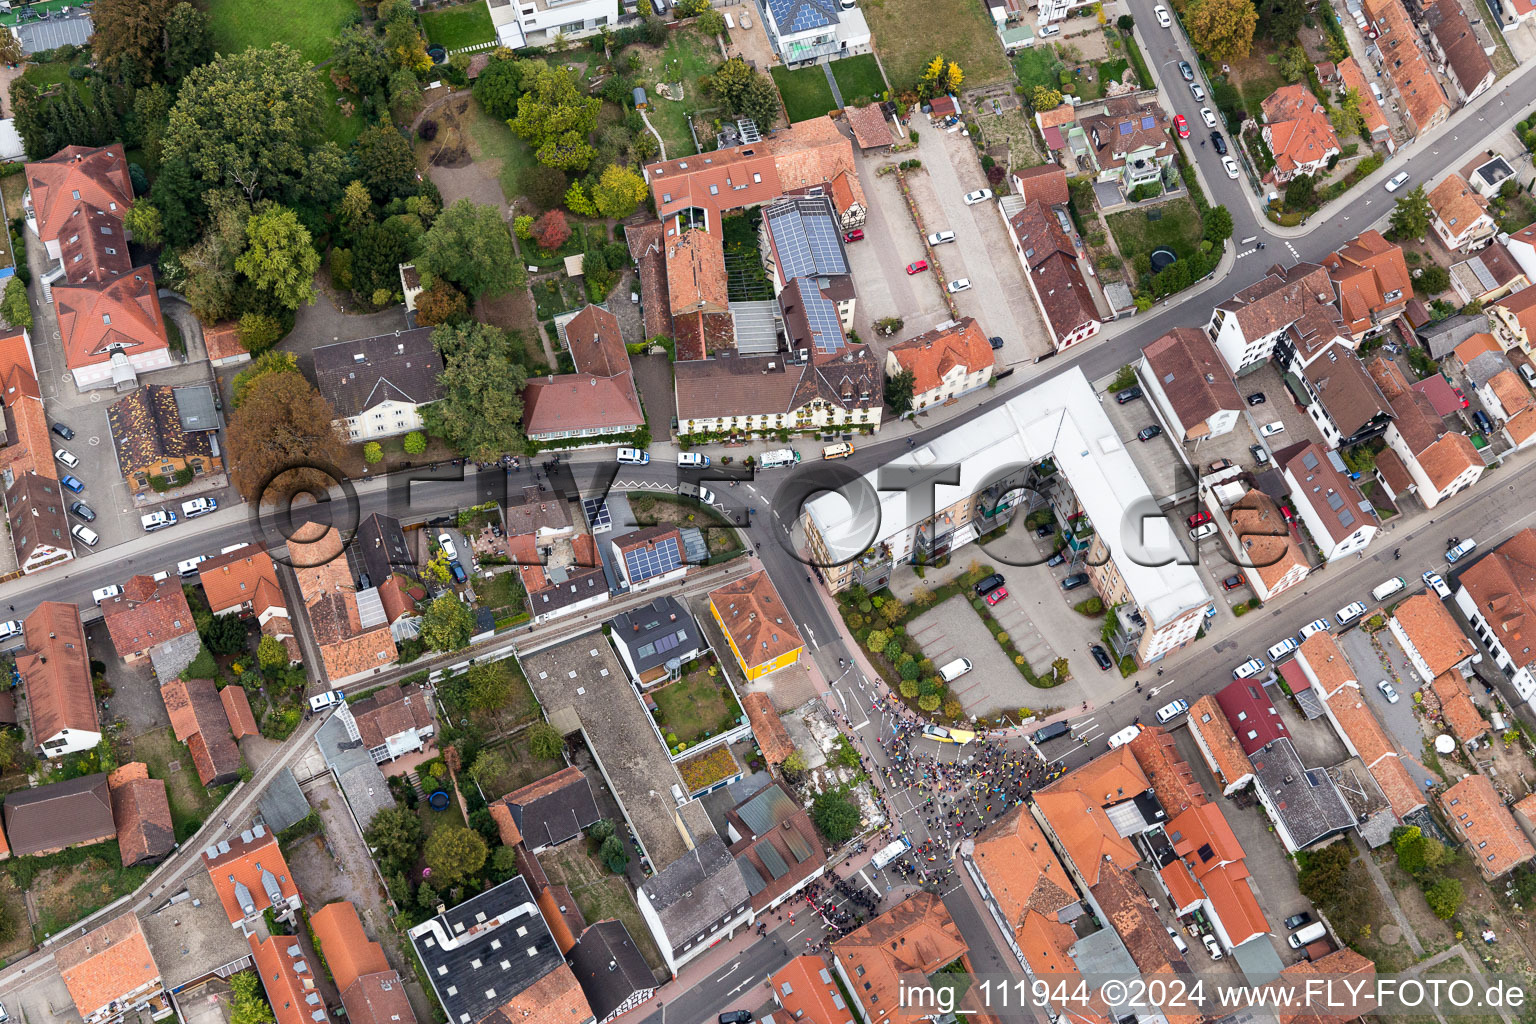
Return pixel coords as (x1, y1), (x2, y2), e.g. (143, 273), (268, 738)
(624, 536), (681, 583)
(766, 201), (847, 281)
(1141, 115), (1154, 130)
(1119, 121), (1133, 135)
(802, 288), (846, 354)
(768, 0), (833, 34)
(582, 498), (611, 533)
(759, 842), (791, 880)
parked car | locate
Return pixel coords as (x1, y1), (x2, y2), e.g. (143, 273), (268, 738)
(1298, 617), (1331, 641)
(437, 532), (458, 560)
(843, 229), (864, 242)
(1061, 573), (1090, 591)
(927, 230), (956, 245)
(974, 573), (1005, 595)
(1210, 131), (1227, 155)
(720, 1013), (753, 1024)
(1251, 444), (1271, 465)
(906, 260), (929, 274)
(71, 523), (99, 547)
(1283, 912), (1312, 931)
(1423, 570), (1452, 598)
(616, 447), (649, 465)
(1280, 504), (1295, 522)
(1221, 574), (1244, 592)
(1178, 60), (1194, 80)
(963, 189), (993, 205)
(1209, 458), (1234, 472)
(1377, 679), (1400, 703)
(181, 497), (217, 518)
(1246, 392), (1266, 405)
(141, 510), (178, 532)
(1385, 171), (1410, 192)
(54, 448), (78, 469)
(1190, 522), (1218, 540)
(1108, 724), (1143, 749)
(1187, 510), (1213, 528)
(178, 555), (207, 576)
(1222, 156), (1240, 178)
(0, 621), (22, 643)
(1116, 385), (1143, 404)
(1233, 657), (1267, 679)
(308, 689), (345, 713)
(1173, 114), (1190, 138)
(1522, 363), (1536, 388)
(1091, 644), (1113, 670)
(92, 584), (123, 605)
(1156, 698), (1190, 724)
(989, 336), (1005, 350)
(678, 452), (710, 468)
(449, 559), (468, 584)
(1336, 601), (1368, 626)
(1203, 934), (1224, 960)
(1046, 551), (1066, 567)
(70, 500), (95, 521)
(1200, 106), (1218, 128)
(50, 422), (73, 440)
(1137, 425), (1162, 441)
(985, 585), (1008, 606)
(947, 278), (972, 293)
(1446, 538), (1478, 563)
(1260, 421), (1286, 437)
(1267, 636), (1299, 661)
(1190, 81), (1206, 101)
(1154, 3), (1171, 25)
(1474, 409), (1494, 433)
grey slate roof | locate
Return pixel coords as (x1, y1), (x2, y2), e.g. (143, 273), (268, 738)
(501, 767), (602, 849)
(1250, 737), (1355, 849)
(1465, 348), (1514, 389)
(313, 328), (443, 419)
(1417, 312), (1490, 359)
(567, 920), (655, 1020)
(317, 714), (396, 830)
(637, 836), (749, 952)
(4, 772), (115, 856)
(410, 875), (563, 1024)
(257, 768), (312, 835)
(608, 597), (704, 677)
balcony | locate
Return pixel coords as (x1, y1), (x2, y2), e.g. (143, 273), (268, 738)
(1106, 604), (1146, 661)
(914, 516), (955, 559)
(851, 545), (894, 590)
(1062, 513), (1096, 553)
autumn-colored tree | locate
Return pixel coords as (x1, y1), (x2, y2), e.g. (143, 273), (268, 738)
(1031, 85), (1063, 111)
(532, 209), (571, 252)
(946, 61), (964, 92)
(1186, 0), (1258, 63)
(592, 164), (648, 219)
(226, 369), (347, 502)
(414, 279), (468, 326)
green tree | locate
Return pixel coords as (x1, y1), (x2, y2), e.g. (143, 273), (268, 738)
(353, 120), (419, 200)
(417, 199), (518, 299)
(587, 818), (616, 842)
(528, 721), (564, 759)
(162, 2), (215, 84)
(600, 834), (628, 872)
(884, 368), (916, 416)
(416, 881), (440, 911)
(339, 180), (374, 234)
(1031, 85), (1063, 111)
(1332, 87), (1366, 140)
(473, 56), (526, 120)
(592, 164), (648, 219)
(703, 57), (780, 131)
(123, 201), (164, 247)
(1297, 842), (1353, 905)
(231, 350), (300, 407)
(1285, 172), (1316, 210)
(1204, 205), (1234, 244)
(332, 24), (393, 97)
(92, 0), (178, 84)
(811, 790), (860, 843)
(470, 748), (510, 788)
(1257, 0), (1305, 43)
(511, 62), (601, 171)
(526, 165), (570, 210)
(364, 441), (384, 463)
(236, 206), (321, 310)
(1186, 0), (1258, 63)
(698, 8), (727, 34)
(1425, 877), (1462, 919)
(165, 44), (344, 205)
(424, 825), (489, 885)
(230, 971), (275, 1024)
(365, 806), (426, 871)
(257, 634), (288, 670)
(1389, 184), (1432, 240)
(565, 180), (599, 216)
(1416, 265), (1450, 295)
(423, 321), (530, 460)
(1277, 45), (1310, 82)
(458, 662), (516, 711)
(238, 312), (286, 354)
(673, 0), (709, 14)
(0, 277), (31, 331)
(421, 594), (476, 652)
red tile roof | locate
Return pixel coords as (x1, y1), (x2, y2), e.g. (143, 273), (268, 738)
(203, 828), (299, 925)
(772, 956), (855, 1024)
(1430, 671), (1487, 742)
(972, 805), (1079, 927)
(1012, 164), (1071, 207)
(742, 692), (796, 765)
(1261, 85), (1341, 177)
(102, 574), (196, 658)
(1440, 774), (1536, 878)
(1336, 59), (1390, 136)
(1128, 726), (1206, 816)
(1187, 695), (1255, 789)
(710, 570), (805, 670)
(53, 268), (168, 373)
(198, 546), (280, 616)
(160, 677), (242, 786)
(1392, 593), (1476, 677)
(1362, 0), (1449, 134)
(220, 685), (259, 740)
(1215, 679), (1290, 754)
(311, 902), (390, 993)
(342, 972), (419, 1024)
(248, 930), (317, 1024)
(107, 762), (173, 867)
(1279, 949), (1377, 1024)
(24, 144), (132, 244)
(481, 963), (594, 1024)
(885, 317), (994, 396)
(845, 104), (893, 149)
(18, 600), (98, 746)
(829, 893), (966, 1024)
(1033, 749), (1144, 885)
(56, 914), (161, 1022)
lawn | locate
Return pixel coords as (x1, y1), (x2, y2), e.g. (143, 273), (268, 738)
(1066, 58), (1128, 102)
(322, 78), (367, 149)
(830, 53), (888, 105)
(463, 94), (539, 203)
(1105, 195), (1205, 260)
(420, 2), (496, 51)
(771, 65), (838, 124)
(207, 0), (357, 64)
(1012, 46), (1058, 92)
(1225, 44), (1286, 120)
(20, 58), (90, 98)
(538, 843), (666, 971)
(652, 663), (741, 751)
(864, 0), (1009, 92)
(629, 29), (721, 157)
(441, 658), (541, 736)
(132, 727), (233, 842)
(479, 570), (527, 617)
(13, 846), (153, 941)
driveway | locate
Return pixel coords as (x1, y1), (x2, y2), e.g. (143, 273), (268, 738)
(1335, 625), (1438, 790)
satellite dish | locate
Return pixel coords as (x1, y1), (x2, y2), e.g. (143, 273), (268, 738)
(1435, 734), (1456, 754)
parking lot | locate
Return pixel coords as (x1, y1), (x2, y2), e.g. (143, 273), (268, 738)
(1233, 362), (1328, 455)
(1335, 621), (1438, 789)
(846, 119), (1051, 367)
(1095, 375), (1193, 503)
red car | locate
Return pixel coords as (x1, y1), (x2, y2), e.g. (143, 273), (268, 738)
(1221, 574), (1245, 591)
(1280, 504), (1295, 523)
(1187, 510), (1212, 528)
(1173, 114), (1190, 138)
(907, 260), (929, 275)
(1453, 386), (1470, 408)
(844, 229), (865, 243)
(985, 585), (1008, 606)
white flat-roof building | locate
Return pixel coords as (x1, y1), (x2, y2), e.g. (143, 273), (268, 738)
(802, 366), (1212, 665)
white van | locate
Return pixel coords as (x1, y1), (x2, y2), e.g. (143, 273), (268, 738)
(822, 442), (855, 459)
(677, 452), (710, 468)
(141, 510), (178, 532)
(759, 449), (801, 469)
(1288, 922), (1327, 948)
(1267, 636), (1299, 661)
(1372, 576), (1407, 602)
(178, 555), (208, 576)
(1108, 724), (1142, 749)
(1166, 927), (1188, 953)
(308, 689), (345, 713)
(1446, 538), (1477, 563)
(1336, 601), (1368, 626)
(617, 448), (650, 465)
(181, 497), (218, 518)
(938, 657), (973, 682)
